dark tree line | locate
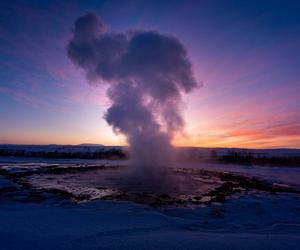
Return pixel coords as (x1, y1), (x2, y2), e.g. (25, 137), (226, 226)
(0, 149), (127, 160)
(220, 152), (300, 167)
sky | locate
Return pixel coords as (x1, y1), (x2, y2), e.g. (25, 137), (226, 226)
(0, 0), (299, 148)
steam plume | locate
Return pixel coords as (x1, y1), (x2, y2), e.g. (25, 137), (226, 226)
(67, 12), (197, 183)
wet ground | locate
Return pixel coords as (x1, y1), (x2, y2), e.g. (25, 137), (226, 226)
(0, 161), (299, 206)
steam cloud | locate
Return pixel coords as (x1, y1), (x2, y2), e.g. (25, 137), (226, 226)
(67, 12), (197, 184)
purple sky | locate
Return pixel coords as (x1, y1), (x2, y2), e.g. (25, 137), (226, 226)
(0, 0), (299, 148)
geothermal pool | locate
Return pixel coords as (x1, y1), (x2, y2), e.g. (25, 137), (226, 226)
(0, 158), (299, 205)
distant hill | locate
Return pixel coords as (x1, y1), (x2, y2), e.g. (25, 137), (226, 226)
(78, 143), (104, 147)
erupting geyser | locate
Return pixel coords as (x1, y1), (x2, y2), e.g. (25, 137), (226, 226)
(67, 12), (197, 188)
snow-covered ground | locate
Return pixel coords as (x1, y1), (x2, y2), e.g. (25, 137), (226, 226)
(176, 162), (300, 186)
(1, 194), (300, 250)
(0, 156), (300, 249)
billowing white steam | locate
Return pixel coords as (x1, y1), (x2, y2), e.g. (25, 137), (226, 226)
(67, 12), (197, 186)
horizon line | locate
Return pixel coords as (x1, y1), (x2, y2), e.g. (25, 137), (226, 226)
(0, 143), (300, 151)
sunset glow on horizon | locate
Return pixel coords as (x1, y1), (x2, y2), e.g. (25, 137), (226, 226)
(0, 0), (299, 149)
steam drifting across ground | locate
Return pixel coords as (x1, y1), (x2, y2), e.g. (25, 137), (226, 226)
(67, 12), (197, 188)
